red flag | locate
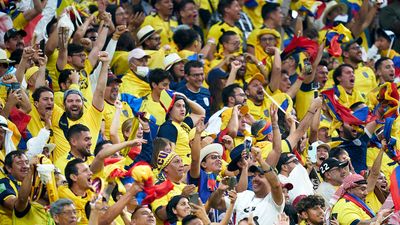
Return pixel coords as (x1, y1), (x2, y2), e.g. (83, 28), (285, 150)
(281, 36), (319, 62)
(390, 166), (400, 211)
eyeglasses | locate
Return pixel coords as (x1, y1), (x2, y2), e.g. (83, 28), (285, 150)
(189, 73), (204, 77)
(207, 154), (221, 160)
(260, 37), (276, 42)
(59, 210), (77, 215)
(349, 45), (361, 51)
(72, 53), (87, 58)
(234, 93), (246, 97)
(285, 158), (298, 165)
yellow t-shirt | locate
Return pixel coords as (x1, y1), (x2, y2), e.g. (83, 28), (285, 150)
(139, 95), (166, 126)
(255, 140), (291, 159)
(120, 70), (151, 98)
(295, 86), (317, 121)
(171, 121), (191, 165)
(145, 49), (166, 70)
(365, 192), (382, 214)
(12, 201), (54, 225)
(366, 147), (396, 181)
(207, 22), (243, 48)
(58, 185), (94, 225)
(52, 104), (103, 162)
(0, 177), (19, 225)
(151, 182), (186, 225)
(247, 92), (293, 121)
(110, 51), (130, 76)
(242, 0), (264, 29)
(61, 61), (94, 104)
(141, 14), (178, 46)
(353, 66), (378, 97)
(103, 101), (133, 141)
(47, 49), (60, 91)
(12, 13), (28, 30)
(54, 152), (94, 175)
(331, 198), (372, 225)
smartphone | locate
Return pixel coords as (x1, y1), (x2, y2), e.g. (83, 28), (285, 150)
(188, 193), (199, 205)
(244, 137), (252, 157)
(304, 59), (312, 75)
(136, 112), (150, 121)
(330, 213), (338, 220)
(308, 144), (317, 164)
(10, 82), (20, 91)
(228, 177), (237, 190)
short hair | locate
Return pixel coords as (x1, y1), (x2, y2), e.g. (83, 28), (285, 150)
(329, 147), (347, 159)
(182, 215), (200, 225)
(184, 60), (203, 76)
(222, 83), (241, 106)
(375, 57), (391, 71)
(66, 124), (90, 142)
(67, 43), (85, 56)
(217, 0), (237, 16)
(148, 69), (173, 89)
(94, 140), (112, 156)
(58, 69), (73, 87)
(4, 150), (25, 174)
(219, 31), (238, 44)
(332, 64), (354, 85)
(9, 49), (23, 66)
(261, 2), (280, 20)
(173, 28), (199, 50)
(65, 158), (85, 187)
(50, 198), (74, 217)
(32, 86), (54, 102)
(177, 0), (196, 12)
(318, 60), (329, 68)
(295, 195), (325, 214)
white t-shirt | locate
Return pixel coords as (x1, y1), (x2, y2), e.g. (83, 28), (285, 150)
(278, 164), (315, 203)
(224, 190), (284, 225)
(316, 181), (337, 208)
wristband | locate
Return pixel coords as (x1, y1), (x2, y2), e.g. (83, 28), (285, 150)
(308, 110), (315, 114)
(263, 166), (274, 174)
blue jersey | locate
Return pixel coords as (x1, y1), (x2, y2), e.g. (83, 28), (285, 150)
(176, 86), (211, 122)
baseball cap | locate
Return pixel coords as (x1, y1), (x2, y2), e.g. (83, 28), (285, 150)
(319, 157), (349, 178)
(281, 182), (293, 191)
(342, 38), (363, 52)
(312, 141), (331, 151)
(276, 153), (297, 173)
(107, 73), (122, 85)
(4, 28), (27, 42)
(63, 89), (84, 101)
(127, 48), (150, 62)
(377, 28), (396, 41)
(245, 73), (265, 85)
(207, 68), (229, 84)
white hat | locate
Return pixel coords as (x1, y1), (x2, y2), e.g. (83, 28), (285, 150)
(164, 53), (187, 70)
(0, 48), (15, 64)
(44, 143), (56, 153)
(137, 25), (162, 44)
(311, 141), (331, 151)
(315, 1), (347, 30)
(127, 48), (150, 62)
(199, 143), (223, 162)
(0, 115), (15, 155)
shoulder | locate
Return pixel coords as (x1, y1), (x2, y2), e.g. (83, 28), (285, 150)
(199, 87), (210, 95)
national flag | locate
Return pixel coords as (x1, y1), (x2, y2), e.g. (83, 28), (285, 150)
(281, 35), (319, 62)
(390, 166), (400, 211)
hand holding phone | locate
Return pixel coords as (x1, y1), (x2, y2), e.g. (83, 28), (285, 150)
(188, 193), (200, 205)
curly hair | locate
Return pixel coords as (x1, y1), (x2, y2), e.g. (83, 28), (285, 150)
(295, 195), (325, 214)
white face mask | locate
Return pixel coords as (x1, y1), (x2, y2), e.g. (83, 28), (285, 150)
(136, 66), (149, 77)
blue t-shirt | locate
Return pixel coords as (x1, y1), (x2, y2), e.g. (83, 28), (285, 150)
(187, 169), (218, 203)
(333, 133), (370, 173)
(176, 86), (211, 122)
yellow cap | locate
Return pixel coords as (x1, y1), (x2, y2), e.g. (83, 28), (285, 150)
(245, 73), (266, 85)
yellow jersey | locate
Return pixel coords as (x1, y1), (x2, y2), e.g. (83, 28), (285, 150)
(139, 95), (166, 126)
(12, 201), (54, 225)
(141, 13), (178, 46)
(52, 104), (102, 162)
(207, 21), (243, 49)
(145, 49), (166, 70)
(58, 185), (94, 225)
(54, 152), (94, 175)
(120, 70), (151, 98)
(102, 101), (133, 141)
(331, 197), (372, 225)
(0, 176), (19, 225)
(61, 61), (94, 103)
(110, 51), (130, 76)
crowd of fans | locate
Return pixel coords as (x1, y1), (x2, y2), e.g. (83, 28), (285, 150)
(0, 0), (400, 224)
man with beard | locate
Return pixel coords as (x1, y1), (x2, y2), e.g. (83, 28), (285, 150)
(51, 51), (110, 161)
(0, 151), (30, 225)
(58, 158), (95, 225)
(137, 25), (165, 69)
(295, 195), (336, 225)
(54, 124), (94, 174)
(3, 29), (26, 57)
(316, 158), (348, 207)
(141, 0), (177, 46)
(332, 101), (379, 173)
(102, 73), (133, 141)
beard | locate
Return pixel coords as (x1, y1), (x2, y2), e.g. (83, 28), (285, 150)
(66, 109), (84, 120)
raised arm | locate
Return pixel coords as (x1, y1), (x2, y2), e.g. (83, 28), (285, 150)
(109, 101), (122, 144)
(366, 142), (385, 193)
(226, 105), (239, 138)
(190, 118), (206, 179)
(90, 139), (147, 174)
(34, 55), (48, 89)
(23, 0), (45, 21)
(15, 47), (34, 83)
(244, 53), (270, 82)
(45, 19), (59, 57)
(309, 107), (321, 144)
(14, 157), (37, 213)
(225, 60), (241, 87)
(266, 104), (282, 167)
(56, 27), (69, 71)
(267, 47), (282, 93)
(88, 17), (111, 67)
(92, 51), (110, 111)
(72, 15), (95, 45)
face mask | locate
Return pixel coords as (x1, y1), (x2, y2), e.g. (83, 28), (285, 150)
(136, 66), (149, 77)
